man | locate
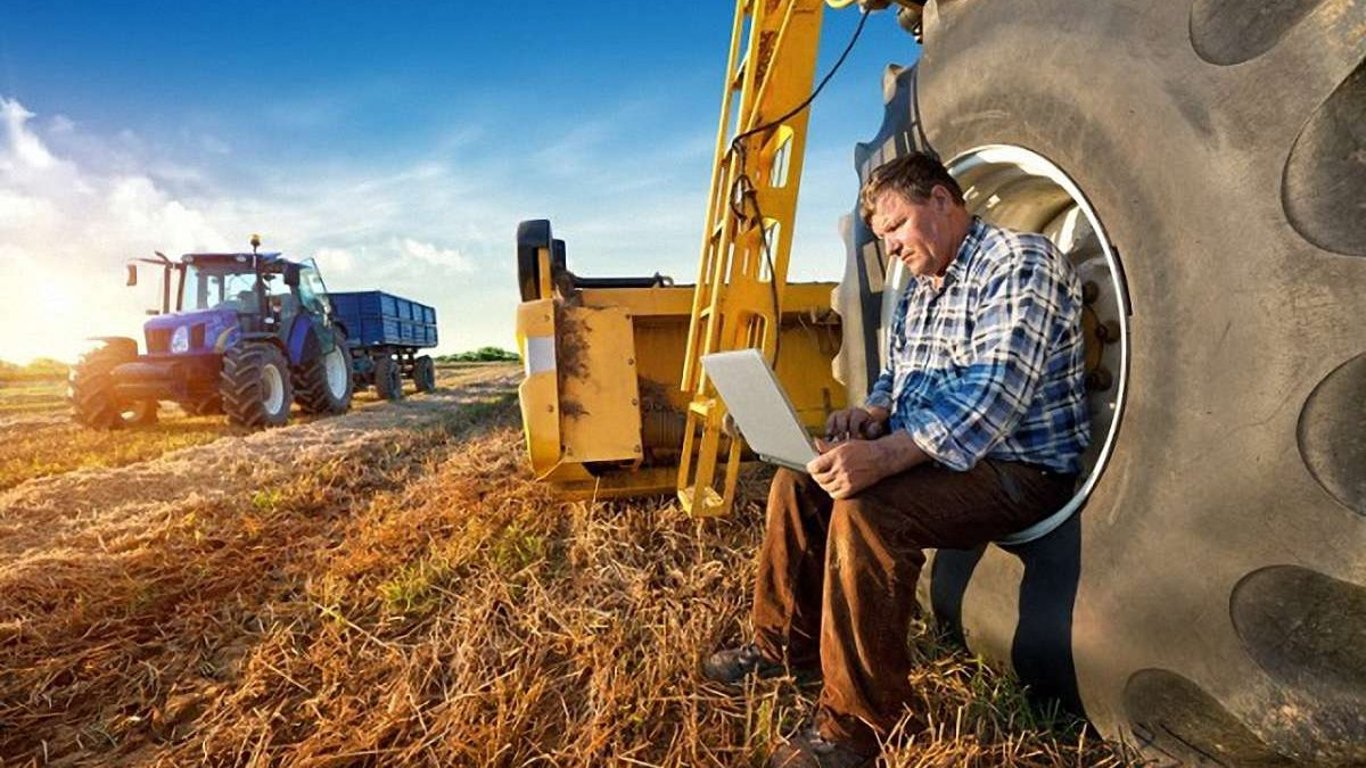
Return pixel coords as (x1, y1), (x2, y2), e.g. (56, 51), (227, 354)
(702, 151), (1091, 767)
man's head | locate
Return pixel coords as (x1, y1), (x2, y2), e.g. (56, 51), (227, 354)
(860, 152), (970, 280)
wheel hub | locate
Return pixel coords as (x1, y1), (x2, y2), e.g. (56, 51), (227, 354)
(325, 347), (349, 399)
(263, 363), (285, 415)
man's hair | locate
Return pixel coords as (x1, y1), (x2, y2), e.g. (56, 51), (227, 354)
(859, 151), (966, 226)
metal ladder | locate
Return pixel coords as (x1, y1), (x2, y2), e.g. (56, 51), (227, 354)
(677, 0), (826, 516)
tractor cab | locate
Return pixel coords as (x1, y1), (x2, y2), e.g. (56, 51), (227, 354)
(127, 250), (333, 356)
(177, 252), (325, 335)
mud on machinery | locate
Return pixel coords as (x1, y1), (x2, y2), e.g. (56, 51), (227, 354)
(70, 236), (437, 430)
(515, 0), (1366, 763)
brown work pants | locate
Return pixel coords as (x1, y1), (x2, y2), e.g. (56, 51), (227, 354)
(752, 459), (1076, 751)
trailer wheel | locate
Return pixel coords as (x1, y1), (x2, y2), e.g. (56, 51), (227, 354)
(221, 343), (293, 428)
(69, 339), (144, 430)
(870, 2), (1366, 762)
(294, 329), (354, 415)
(374, 355), (403, 401)
(414, 355), (436, 393)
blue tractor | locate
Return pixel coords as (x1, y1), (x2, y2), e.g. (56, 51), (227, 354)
(69, 236), (353, 429)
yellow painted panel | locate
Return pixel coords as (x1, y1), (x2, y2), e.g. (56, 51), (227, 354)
(774, 321), (847, 429)
(577, 285), (695, 317)
(516, 299), (562, 477)
(518, 375), (561, 477)
(558, 305), (643, 463)
(513, 297), (562, 472)
(516, 298), (557, 341)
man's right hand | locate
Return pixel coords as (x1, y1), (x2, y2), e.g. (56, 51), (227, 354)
(824, 406), (890, 443)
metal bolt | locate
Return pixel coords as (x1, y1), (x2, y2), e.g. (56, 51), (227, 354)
(1096, 320), (1122, 343)
(627, 358), (635, 366)
(631, 398), (639, 406)
(1085, 369), (1114, 392)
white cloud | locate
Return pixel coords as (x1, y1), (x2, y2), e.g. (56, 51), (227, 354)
(0, 97), (231, 364)
(398, 238), (473, 272)
(313, 246), (356, 274)
(49, 114), (76, 135)
(1, 98), (56, 169)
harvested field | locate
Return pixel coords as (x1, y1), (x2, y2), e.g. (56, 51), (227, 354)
(0, 363), (1126, 766)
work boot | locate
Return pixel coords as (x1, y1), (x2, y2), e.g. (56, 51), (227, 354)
(701, 643), (791, 685)
(769, 725), (878, 768)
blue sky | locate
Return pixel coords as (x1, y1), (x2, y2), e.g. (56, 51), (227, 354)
(0, 3), (919, 363)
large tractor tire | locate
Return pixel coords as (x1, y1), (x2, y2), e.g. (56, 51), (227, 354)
(220, 343), (293, 428)
(68, 339), (156, 429)
(413, 355), (437, 393)
(835, 2), (1366, 763)
(294, 330), (354, 415)
(374, 355), (403, 401)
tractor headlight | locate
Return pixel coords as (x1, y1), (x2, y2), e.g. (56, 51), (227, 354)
(170, 325), (190, 354)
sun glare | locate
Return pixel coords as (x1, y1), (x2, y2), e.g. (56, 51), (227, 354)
(1, 278), (145, 366)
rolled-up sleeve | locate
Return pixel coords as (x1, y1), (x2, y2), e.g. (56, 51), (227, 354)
(864, 368), (895, 411)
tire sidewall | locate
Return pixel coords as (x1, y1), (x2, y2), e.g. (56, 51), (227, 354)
(916, 3), (1366, 756)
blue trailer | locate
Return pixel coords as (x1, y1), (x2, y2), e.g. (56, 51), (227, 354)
(327, 291), (439, 400)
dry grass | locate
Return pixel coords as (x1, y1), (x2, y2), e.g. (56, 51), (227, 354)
(0, 364), (501, 493)
(0, 369), (1127, 767)
(0, 380), (68, 413)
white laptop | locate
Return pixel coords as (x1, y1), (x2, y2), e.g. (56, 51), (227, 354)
(701, 348), (819, 472)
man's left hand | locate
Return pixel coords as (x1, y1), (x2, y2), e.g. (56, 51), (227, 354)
(807, 430), (929, 499)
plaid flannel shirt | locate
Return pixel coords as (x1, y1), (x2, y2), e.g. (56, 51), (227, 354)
(864, 217), (1090, 474)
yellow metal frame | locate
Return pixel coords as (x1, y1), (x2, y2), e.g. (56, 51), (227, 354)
(678, 0), (829, 516)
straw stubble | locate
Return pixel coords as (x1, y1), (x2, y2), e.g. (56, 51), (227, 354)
(0, 367), (1123, 766)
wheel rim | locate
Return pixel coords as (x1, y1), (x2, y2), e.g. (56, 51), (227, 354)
(325, 347), (349, 399)
(880, 144), (1131, 542)
(263, 363), (286, 415)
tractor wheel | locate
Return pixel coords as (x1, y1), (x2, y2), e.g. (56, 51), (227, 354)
(125, 400), (158, 426)
(413, 355), (436, 393)
(182, 397), (223, 417)
(220, 343), (293, 428)
(68, 340), (145, 430)
(294, 330), (354, 415)
(374, 355), (403, 401)
(836, 3), (1366, 763)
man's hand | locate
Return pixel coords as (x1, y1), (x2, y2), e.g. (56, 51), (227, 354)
(807, 429), (928, 499)
(824, 406), (890, 443)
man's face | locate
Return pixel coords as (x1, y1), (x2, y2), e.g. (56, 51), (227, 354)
(869, 187), (957, 279)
